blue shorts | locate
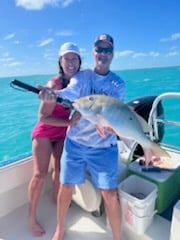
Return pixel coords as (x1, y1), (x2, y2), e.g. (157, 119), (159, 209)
(60, 137), (119, 189)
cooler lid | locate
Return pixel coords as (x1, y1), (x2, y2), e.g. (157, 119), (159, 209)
(128, 160), (179, 182)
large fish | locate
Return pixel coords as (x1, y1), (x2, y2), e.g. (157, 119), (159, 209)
(72, 94), (170, 166)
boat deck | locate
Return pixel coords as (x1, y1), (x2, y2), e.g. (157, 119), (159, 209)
(0, 189), (171, 240)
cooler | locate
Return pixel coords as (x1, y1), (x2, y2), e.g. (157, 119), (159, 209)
(127, 161), (180, 214)
(118, 175), (157, 234)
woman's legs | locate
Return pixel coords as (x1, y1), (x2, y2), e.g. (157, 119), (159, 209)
(51, 139), (64, 202)
(28, 138), (52, 236)
(52, 184), (73, 240)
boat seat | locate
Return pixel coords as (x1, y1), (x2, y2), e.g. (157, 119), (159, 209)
(72, 161), (128, 215)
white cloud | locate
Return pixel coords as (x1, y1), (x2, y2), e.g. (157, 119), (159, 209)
(149, 51), (160, 57)
(38, 38), (54, 47)
(165, 51), (179, 57)
(2, 52), (10, 57)
(15, 0), (76, 10)
(132, 51), (160, 58)
(132, 52), (147, 58)
(115, 50), (134, 58)
(79, 48), (86, 53)
(4, 33), (15, 40)
(0, 57), (14, 62)
(43, 52), (55, 60)
(4, 61), (24, 67)
(115, 50), (160, 59)
(160, 32), (180, 42)
(56, 30), (76, 36)
(14, 40), (20, 44)
(62, 0), (74, 8)
(171, 33), (180, 40)
(170, 46), (179, 50)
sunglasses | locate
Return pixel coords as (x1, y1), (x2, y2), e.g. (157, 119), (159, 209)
(94, 46), (113, 54)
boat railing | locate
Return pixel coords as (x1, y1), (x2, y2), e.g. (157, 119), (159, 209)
(148, 92), (180, 151)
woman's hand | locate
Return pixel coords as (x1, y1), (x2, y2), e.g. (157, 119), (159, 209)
(37, 85), (57, 102)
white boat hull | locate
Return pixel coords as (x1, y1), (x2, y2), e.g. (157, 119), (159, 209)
(0, 155), (175, 240)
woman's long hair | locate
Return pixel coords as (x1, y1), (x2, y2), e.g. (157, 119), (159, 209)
(58, 56), (82, 88)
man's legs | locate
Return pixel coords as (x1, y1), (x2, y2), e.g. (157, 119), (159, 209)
(101, 189), (121, 240)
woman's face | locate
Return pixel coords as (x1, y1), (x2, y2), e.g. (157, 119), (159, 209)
(60, 52), (80, 79)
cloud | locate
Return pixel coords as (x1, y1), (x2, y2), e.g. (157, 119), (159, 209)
(115, 50), (160, 59)
(61, 0), (74, 8)
(6, 61), (24, 67)
(2, 52), (10, 57)
(4, 33), (15, 40)
(0, 57), (14, 62)
(15, 0), (76, 10)
(43, 52), (55, 60)
(56, 30), (76, 36)
(14, 40), (20, 44)
(115, 50), (134, 58)
(132, 52), (147, 58)
(149, 51), (160, 57)
(0, 52), (24, 67)
(160, 32), (180, 42)
(38, 38), (54, 47)
(165, 51), (179, 57)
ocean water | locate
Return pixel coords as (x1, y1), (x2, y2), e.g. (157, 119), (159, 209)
(0, 66), (180, 165)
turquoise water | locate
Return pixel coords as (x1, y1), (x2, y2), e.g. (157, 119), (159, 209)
(0, 67), (180, 165)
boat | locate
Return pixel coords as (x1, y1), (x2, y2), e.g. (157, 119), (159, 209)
(0, 91), (179, 240)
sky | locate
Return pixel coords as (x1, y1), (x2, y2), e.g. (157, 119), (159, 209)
(0, 0), (180, 77)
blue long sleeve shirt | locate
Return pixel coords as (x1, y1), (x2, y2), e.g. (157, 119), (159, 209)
(58, 69), (125, 148)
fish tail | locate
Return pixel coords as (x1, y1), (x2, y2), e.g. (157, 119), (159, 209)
(150, 142), (170, 158)
(143, 142), (170, 167)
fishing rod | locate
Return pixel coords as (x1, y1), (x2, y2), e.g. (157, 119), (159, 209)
(10, 79), (73, 108)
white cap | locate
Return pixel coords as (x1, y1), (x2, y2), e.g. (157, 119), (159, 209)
(58, 42), (80, 57)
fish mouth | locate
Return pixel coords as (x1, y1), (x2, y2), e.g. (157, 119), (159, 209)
(73, 102), (94, 112)
(73, 97), (95, 112)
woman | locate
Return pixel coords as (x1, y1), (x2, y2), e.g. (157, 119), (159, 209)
(28, 42), (81, 237)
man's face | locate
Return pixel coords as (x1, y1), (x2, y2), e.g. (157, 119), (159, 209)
(93, 41), (113, 69)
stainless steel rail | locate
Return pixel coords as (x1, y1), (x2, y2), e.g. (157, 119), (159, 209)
(148, 92), (180, 143)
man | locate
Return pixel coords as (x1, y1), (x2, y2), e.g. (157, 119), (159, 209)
(39, 33), (125, 240)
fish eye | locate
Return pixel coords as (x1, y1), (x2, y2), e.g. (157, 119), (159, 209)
(89, 96), (94, 101)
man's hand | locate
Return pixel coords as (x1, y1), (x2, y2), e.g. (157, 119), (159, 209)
(37, 85), (57, 102)
(104, 126), (116, 134)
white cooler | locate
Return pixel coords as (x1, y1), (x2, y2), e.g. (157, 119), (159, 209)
(118, 175), (158, 234)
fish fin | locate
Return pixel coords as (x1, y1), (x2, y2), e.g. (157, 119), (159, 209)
(95, 125), (106, 138)
(96, 114), (110, 126)
(133, 111), (152, 134)
(95, 114), (112, 138)
(151, 142), (170, 158)
(120, 137), (136, 149)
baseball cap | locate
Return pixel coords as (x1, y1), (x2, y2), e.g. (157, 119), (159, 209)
(94, 33), (114, 48)
(58, 42), (80, 57)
